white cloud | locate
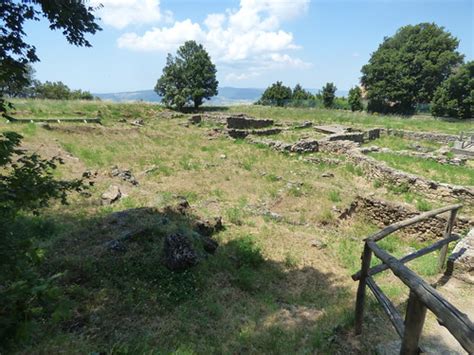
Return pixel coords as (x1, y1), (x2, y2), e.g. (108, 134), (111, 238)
(116, 0), (311, 75)
(91, 0), (170, 29)
(117, 20), (204, 51)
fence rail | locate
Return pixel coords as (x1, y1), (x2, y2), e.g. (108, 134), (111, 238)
(352, 204), (474, 354)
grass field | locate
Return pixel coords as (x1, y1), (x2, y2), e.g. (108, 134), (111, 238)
(1, 100), (472, 354)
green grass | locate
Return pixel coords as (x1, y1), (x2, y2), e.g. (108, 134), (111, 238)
(364, 135), (442, 151)
(1, 99), (470, 354)
(7, 98), (163, 124)
(369, 152), (474, 186)
(228, 105), (472, 135)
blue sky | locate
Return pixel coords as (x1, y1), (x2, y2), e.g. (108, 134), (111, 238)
(26, 0), (473, 93)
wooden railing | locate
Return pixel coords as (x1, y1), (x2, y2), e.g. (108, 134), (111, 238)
(352, 204), (474, 354)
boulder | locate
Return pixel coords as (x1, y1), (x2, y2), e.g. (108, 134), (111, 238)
(447, 229), (474, 284)
(291, 139), (319, 153)
(193, 216), (223, 236)
(101, 185), (122, 205)
(189, 115), (202, 124)
(163, 234), (198, 271)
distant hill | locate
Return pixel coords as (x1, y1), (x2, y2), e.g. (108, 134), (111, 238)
(94, 87), (349, 106)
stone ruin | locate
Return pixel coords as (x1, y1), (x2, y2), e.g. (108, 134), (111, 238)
(451, 131), (474, 157)
(225, 114), (282, 139)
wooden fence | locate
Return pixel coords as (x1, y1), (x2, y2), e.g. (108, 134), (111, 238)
(352, 204), (474, 354)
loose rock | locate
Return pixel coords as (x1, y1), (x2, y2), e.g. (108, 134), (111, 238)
(164, 233), (198, 271)
(101, 185), (122, 205)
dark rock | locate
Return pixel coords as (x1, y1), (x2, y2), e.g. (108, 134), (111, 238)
(193, 216), (223, 236)
(291, 139), (319, 153)
(111, 166), (139, 185)
(201, 236), (219, 254)
(189, 115), (202, 124)
(164, 234), (198, 271)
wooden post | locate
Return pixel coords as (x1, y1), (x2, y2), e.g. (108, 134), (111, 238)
(438, 208), (458, 271)
(400, 291), (427, 355)
(355, 243), (372, 335)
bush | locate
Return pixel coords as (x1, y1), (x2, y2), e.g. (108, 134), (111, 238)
(431, 61), (473, 119)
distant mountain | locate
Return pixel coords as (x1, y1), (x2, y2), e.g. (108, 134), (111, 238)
(94, 87), (349, 106)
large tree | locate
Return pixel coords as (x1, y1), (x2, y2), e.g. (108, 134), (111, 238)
(257, 81), (292, 106)
(361, 23), (463, 114)
(348, 86), (363, 112)
(431, 61), (474, 119)
(322, 82), (337, 108)
(0, 1), (101, 119)
(155, 41), (218, 110)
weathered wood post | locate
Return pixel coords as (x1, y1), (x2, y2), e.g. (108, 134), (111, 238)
(400, 290), (427, 354)
(438, 208), (458, 271)
(355, 243), (372, 334)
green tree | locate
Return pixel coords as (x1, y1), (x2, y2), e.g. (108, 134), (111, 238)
(348, 86), (363, 111)
(322, 82), (337, 108)
(0, 64), (36, 98)
(291, 83), (313, 106)
(155, 41), (218, 110)
(257, 81), (292, 106)
(361, 23), (463, 115)
(0, 1), (101, 119)
(431, 61), (474, 119)
(33, 81), (71, 100)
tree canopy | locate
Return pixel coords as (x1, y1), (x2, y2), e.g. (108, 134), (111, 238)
(257, 81), (293, 106)
(0, 0), (101, 118)
(431, 61), (473, 119)
(348, 86), (363, 112)
(322, 82), (337, 108)
(155, 41), (218, 110)
(361, 23), (463, 114)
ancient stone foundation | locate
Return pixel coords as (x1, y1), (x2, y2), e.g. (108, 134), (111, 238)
(342, 196), (473, 241)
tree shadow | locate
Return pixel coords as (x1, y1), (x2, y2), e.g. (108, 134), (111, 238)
(12, 204), (393, 354)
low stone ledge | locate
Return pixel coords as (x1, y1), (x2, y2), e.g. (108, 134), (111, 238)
(341, 195), (473, 241)
(382, 128), (459, 144)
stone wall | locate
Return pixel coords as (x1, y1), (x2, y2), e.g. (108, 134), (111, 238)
(317, 141), (474, 203)
(382, 128), (459, 144)
(343, 195), (473, 241)
(226, 115), (274, 129)
(246, 137), (474, 204)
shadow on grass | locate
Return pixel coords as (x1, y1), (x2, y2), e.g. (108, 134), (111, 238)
(10, 205), (366, 354)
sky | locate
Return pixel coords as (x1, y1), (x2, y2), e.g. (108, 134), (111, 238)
(26, 0), (473, 93)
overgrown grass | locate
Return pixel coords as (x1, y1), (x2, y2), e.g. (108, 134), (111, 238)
(1, 99), (470, 354)
(364, 135), (442, 151)
(369, 152), (474, 186)
(228, 105), (473, 134)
